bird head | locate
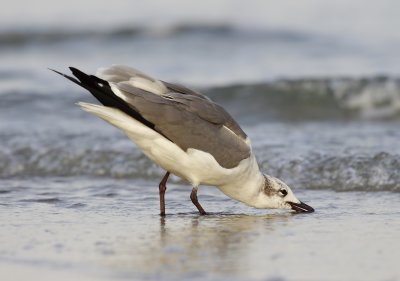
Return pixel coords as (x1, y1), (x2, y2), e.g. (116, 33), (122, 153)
(253, 175), (314, 213)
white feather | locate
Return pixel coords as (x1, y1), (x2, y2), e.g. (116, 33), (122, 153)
(127, 76), (168, 95)
(97, 65), (168, 95)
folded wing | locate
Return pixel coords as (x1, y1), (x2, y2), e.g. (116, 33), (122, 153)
(57, 65), (251, 169)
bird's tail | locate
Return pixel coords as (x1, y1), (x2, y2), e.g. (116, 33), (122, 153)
(50, 67), (155, 130)
(76, 101), (129, 128)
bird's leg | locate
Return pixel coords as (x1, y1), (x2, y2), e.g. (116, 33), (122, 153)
(190, 187), (207, 215)
(159, 171), (170, 216)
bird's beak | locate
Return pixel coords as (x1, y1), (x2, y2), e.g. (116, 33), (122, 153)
(288, 201), (314, 213)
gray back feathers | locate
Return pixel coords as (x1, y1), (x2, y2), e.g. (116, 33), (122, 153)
(99, 65), (251, 169)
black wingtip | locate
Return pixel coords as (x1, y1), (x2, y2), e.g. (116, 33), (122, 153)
(68, 67), (87, 80)
(49, 67), (82, 85)
(52, 66), (157, 132)
(48, 68), (64, 76)
(68, 66), (80, 74)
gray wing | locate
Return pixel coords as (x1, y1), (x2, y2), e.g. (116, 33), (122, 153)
(116, 82), (250, 169)
(161, 81), (247, 140)
(161, 81), (210, 100)
(98, 65), (247, 140)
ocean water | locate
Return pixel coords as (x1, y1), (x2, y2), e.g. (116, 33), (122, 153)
(1, 1), (400, 281)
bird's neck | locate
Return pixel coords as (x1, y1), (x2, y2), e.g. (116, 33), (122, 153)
(217, 154), (264, 207)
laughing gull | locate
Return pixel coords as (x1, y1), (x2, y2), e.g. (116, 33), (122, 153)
(52, 65), (314, 215)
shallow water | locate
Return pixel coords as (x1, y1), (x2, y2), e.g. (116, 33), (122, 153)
(0, 178), (399, 281)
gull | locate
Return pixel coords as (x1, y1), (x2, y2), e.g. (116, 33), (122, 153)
(52, 65), (314, 215)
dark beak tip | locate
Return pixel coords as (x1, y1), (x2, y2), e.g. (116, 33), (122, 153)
(289, 201), (315, 213)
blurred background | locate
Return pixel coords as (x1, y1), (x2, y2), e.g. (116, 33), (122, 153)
(0, 0), (399, 188)
(1, 0), (400, 83)
(0, 1), (400, 280)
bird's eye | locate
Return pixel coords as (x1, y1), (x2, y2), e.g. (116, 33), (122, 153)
(279, 189), (288, 197)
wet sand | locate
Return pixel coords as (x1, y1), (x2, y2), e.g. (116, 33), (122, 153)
(0, 178), (399, 281)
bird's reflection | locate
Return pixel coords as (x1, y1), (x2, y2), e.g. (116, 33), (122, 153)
(107, 212), (296, 279)
(137, 212), (296, 278)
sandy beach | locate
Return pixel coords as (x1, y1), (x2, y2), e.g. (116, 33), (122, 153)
(0, 179), (399, 281)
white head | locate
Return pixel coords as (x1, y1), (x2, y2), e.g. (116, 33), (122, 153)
(252, 175), (314, 212)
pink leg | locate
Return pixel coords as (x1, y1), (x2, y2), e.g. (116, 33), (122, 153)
(159, 172), (170, 216)
(190, 187), (207, 215)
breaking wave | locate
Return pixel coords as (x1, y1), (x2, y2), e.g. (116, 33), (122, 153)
(0, 24), (311, 47)
(205, 76), (400, 121)
(260, 152), (400, 192)
(1, 75), (400, 121)
(0, 144), (161, 179)
(0, 144), (399, 192)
